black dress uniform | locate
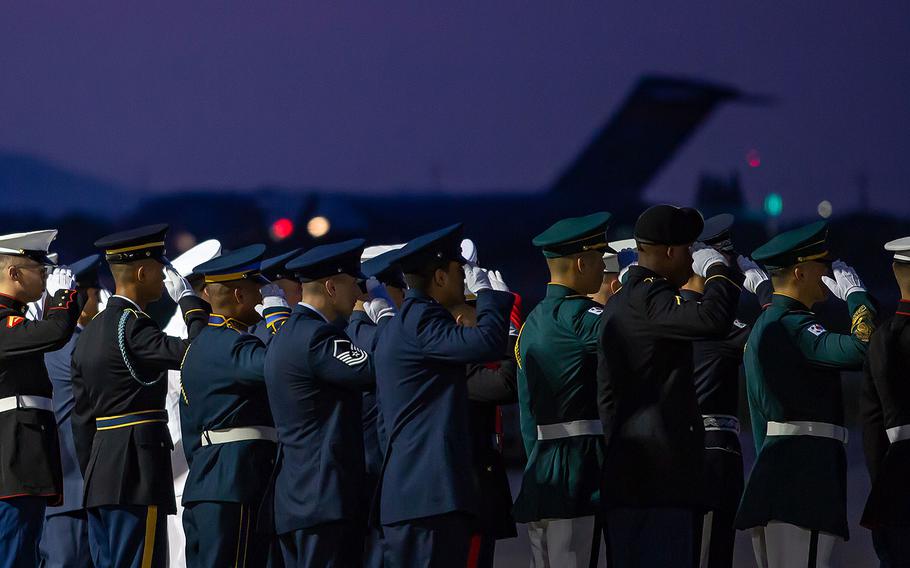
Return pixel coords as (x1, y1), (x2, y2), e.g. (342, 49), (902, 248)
(860, 236), (910, 566)
(596, 206), (743, 567)
(0, 229), (81, 568)
(71, 225), (210, 568)
(263, 239), (376, 567)
(683, 213), (772, 568)
(40, 254), (104, 568)
(178, 245), (288, 568)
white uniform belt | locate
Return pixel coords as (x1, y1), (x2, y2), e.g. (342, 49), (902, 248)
(0, 395), (53, 413)
(766, 421), (848, 444)
(537, 420), (603, 441)
(201, 426), (277, 446)
(703, 414), (740, 434)
(886, 424), (910, 444)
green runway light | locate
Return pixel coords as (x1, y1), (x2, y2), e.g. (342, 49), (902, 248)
(764, 193), (783, 217)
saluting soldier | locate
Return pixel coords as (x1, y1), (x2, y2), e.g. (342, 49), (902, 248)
(373, 224), (513, 568)
(591, 238), (635, 306)
(0, 230), (81, 567)
(159, 238), (221, 568)
(512, 212), (612, 568)
(735, 221), (875, 568)
(178, 244), (290, 567)
(263, 240), (375, 567)
(861, 236), (910, 565)
(346, 245), (404, 568)
(679, 214), (771, 568)
(71, 224), (211, 568)
(250, 248), (302, 342)
(597, 205), (743, 567)
(40, 254), (105, 568)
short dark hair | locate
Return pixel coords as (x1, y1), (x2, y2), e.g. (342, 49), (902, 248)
(403, 258), (450, 293)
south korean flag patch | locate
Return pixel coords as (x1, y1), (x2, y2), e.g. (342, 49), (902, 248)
(587, 306), (604, 316)
(807, 323), (827, 337)
(333, 339), (368, 366)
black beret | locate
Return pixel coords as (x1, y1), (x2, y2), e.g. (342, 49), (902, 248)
(634, 205), (704, 246)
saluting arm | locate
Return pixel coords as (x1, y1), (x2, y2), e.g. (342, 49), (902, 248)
(229, 334), (269, 386)
(793, 292), (876, 370)
(466, 337), (518, 404)
(0, 290), (81, 358)
(644, 264), (743, 340)
(418, 290), (514, 363)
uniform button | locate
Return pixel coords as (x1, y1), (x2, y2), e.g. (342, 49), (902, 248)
(689, 426), (694, 432)
(486, 466), (493, 472)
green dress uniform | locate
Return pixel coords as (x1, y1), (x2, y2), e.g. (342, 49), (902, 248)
(736, 222), (876, 543)
(513, 212), (612, 568)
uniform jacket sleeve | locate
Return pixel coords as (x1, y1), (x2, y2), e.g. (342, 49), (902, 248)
(307, 325), (375, 390)
(125, 296), (210, 373)
(0, 290), (81, 358)
(71, 351), (94, 475)
(790, 291), (876, 370)
(417, 290), (514, 363)
(229, 333), (269, 386)
(641, 265), (743, 340)
(262, 305), (292, 335)
(466, 337), (518, 404)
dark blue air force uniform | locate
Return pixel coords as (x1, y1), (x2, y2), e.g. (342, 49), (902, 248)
(178, 244), (289, 568)
(264, 239), (376, 567)
(40, 254), (106, 568)
(372, 224), (513, 568)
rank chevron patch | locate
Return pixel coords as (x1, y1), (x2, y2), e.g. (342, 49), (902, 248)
(333, 339), (368, 366)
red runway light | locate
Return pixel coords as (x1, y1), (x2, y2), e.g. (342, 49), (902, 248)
(746, 149), (761, 168)
(270, 218), (294, 241)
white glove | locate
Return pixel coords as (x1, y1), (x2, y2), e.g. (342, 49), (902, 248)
(463, 264), (492, 294)
(488, 270), (510, 292)
(98, 289), (112, 312)
(260, 284), (289, 309)
(363, 298), (395, 322)
(691, 242), (728, 277)
(460, 239), (478, 265)
(163, 266), (194, 302)
(46, 267), (75, 297)
(821, 260), (866, 301)
(737, 256), (770, 295)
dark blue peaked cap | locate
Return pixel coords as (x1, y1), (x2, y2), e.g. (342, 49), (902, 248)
(698, 213), (735, 252)
(260, 248), (302, 281)
(287, 239), (366, 282)
(362, 249), (407, 289)
(395, 224), (467, 274)
(70, 254), (104, 289)
(194, 244), (269, 284)
(95, 223), (170, 264)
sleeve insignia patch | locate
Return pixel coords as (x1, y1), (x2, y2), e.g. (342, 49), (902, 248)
(733, 319), (747, 329)
(807, 323), (826, 336)
(6, 316), (24, 328)
(333, 339), (368, 366)
(587, 306), (604, 316)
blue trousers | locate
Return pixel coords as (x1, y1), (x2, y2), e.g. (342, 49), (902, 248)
(279, 521), (355, 567)
(362, 525), (385, 568)
(183, 502), (274, 568)
(872, 526), (910, 568)
(605, 507), (696, 568)
(382, 513), (472, 568)
(86, 506), (167, 568)
(0, 496), (46, 568)
(39, 510), (93, 568)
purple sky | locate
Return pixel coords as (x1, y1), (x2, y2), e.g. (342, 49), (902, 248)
(2, 3), (909, 219)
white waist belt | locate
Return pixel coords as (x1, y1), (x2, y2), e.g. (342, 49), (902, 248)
(537, 420), (603, 441)
(201, 426), (277, 447)
(886, 424), (910, 444)
(0, 395), (53, 413)
(766, 421), (848, 444)
(703, 414), (740, 434)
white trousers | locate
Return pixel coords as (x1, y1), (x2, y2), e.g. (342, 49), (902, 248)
(751, 522), (840, 568)
(527, 515), (598, 568)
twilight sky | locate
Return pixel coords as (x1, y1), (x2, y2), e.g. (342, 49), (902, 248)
(2, 2), (909, 219)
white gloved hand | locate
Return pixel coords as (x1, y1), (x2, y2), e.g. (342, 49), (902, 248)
(460, 239), (478, 265)
(488, 270), (510, 292)
(821, 260), (866, 301)
(463, 264), (492, 294)
(98, 288), (112, 312)
(46, 267), (75, 297)
(364, 298), (395, 322)
(737, 256), (770, 295)
(691, 242), (728, 277)
(259, 284), (289, 309)
(163, 266), (194, 302)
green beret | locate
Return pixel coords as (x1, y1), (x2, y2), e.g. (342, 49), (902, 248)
(752, 221), (832, 270)
(532, 212), (613, 258)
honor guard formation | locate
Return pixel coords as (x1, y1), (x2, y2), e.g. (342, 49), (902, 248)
(0, 207), (907, 568)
